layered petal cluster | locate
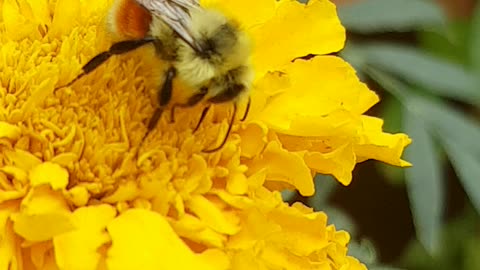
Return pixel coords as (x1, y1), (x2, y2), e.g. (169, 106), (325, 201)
(0, 0), (410, 269)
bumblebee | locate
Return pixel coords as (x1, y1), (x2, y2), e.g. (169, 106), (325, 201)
(58, 0), (253, 152)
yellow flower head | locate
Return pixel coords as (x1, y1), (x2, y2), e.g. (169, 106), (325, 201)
(0, 0), (410, 269)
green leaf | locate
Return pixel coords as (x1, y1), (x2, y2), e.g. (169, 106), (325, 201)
(367, 66), (480, 218)
(281, 190), (296, 202)
(361, 43), (480, 105)
(403, 108), (444, 253)
(420, 21), (472, 66)
(441, 139), (480, 214)
(337, 0), (445, 33)
(348, 239), (377, 265)
(407, 96), (480, 157)
(366, 68), (446, 253)
(370, 267), (406, 270)
(308, 174), (337, 208)
(323, 206), (357, 235)
(470, 2), (480, 73)
(380, 96), (403, 134)
(376, 97), (405, 185)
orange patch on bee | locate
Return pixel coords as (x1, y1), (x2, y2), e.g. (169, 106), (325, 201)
(111, 0), (152, 39)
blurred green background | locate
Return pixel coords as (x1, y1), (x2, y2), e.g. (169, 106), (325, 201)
(286, 0), (480, 269)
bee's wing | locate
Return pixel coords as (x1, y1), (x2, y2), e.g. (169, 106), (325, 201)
(135, 0), (201, 51)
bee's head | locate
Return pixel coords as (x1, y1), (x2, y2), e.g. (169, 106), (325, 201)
(206, 65), (253, 103)
(189, 9), (251, 69)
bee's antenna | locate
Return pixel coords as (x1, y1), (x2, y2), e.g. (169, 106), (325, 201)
(202, 103), (237, 153)
(193, 105), (211, 133)
(55, 38), (155, 91)
(240, 97), (251, 121)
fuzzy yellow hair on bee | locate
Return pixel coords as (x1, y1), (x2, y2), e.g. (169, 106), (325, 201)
(56, 0), (253, 153)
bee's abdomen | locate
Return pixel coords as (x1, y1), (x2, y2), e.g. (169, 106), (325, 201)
(109, 0), (152, 39)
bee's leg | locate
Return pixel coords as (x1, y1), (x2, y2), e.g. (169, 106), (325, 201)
(202, 102), (237, 153)
(169, 86), (208, 124)
(202, 83), (246, 153)
(56, 38), (155, 90)
(193, 106), (211, 132)
(140, 66), (176, 143)
(240, 96), (251, 121)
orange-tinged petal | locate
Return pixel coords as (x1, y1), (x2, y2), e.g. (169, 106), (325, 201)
(106, 209), (215, 270)
(29, 162), (69, 190)
(251, 0), (345, 75)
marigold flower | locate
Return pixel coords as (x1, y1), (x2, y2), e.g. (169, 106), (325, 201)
(0, 0), (410, 269)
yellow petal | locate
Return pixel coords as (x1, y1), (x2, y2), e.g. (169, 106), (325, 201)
(304, 143), (356, 185)
(2, 0), (38, 40)
(51, 153), (79, 167)
(238, 122), (268, 158)
(49, 0), (80, 37)
(0, 121), (21, 140)
(257, 141), (314, 196)
(202, 0), (275, 30)
(0, 166), (28, 184)
(186, 195), (240, 235)
(12, 211), (74, 242)
(0, 213), (18, 270)
(259, 57), (378, 137)
(5, 149), (42, 171)
(226, 173), (248, 195)
(0, 189), (27, 204)
(30, 162), (69, 190)
(355, 116), (412, 167)
(12, 186), (73, 241)
(54, 205), (116, 270)
(198, 249), (230, 270)
(106, 209), (215, 270)
(171, 214), (226, 248)
(285, 56), (378, 115)
(252, 0), (345, 74)
(102, 181), (139, 203)
(64, 186), (90, 207)
(26, 0), (50, 25)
